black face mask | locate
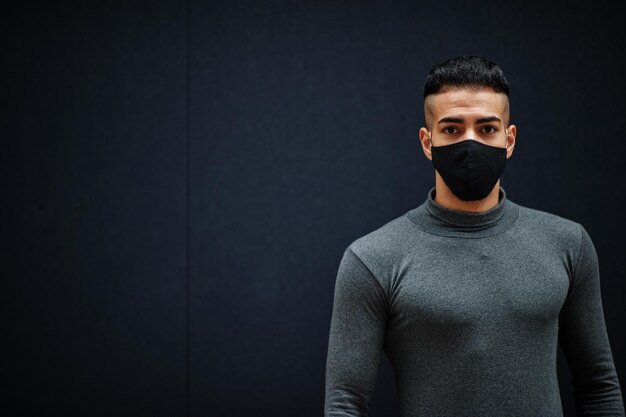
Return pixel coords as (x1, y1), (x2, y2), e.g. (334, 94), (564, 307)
(430, 130), (508, 201)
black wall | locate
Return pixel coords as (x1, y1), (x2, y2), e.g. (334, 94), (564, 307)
(4, 1), (625, 416)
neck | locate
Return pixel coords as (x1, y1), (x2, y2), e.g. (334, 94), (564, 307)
(434, 173), (501, 212)
(404, 184), (519, 238)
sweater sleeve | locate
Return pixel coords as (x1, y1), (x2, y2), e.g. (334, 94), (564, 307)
(324, 247), (389, 417)
(558, 224), (625, 416)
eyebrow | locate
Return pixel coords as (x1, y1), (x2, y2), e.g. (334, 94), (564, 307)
(437, 116), (502, 125)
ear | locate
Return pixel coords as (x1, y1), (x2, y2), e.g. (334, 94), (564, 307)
(505, 124), (516, 158)
(419, 127), (433, 161)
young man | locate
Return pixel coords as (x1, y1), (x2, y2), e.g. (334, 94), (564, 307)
(324, 56), (625, 417)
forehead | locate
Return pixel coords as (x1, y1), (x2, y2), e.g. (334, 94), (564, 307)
(427, 87), (508, 120)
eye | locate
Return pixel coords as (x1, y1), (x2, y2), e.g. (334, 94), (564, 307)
(442, 126), (459, 134)
(481, 125), (498, 134)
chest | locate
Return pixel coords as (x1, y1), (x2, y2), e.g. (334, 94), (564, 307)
(389, 242), (571, 330)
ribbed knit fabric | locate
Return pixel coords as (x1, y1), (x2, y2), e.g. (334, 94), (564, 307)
(324, 185), (624, 417)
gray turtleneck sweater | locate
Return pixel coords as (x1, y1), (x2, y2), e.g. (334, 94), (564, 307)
(324, 186), (624, 417)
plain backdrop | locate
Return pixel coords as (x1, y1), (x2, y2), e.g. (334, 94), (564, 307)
(3, 1), (625, 416)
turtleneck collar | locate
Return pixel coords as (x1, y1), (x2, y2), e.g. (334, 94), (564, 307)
(405, 185), (519, 238)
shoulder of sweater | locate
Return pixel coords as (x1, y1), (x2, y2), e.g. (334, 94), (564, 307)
(347, 213), (411, 254)
(344, 213), (417, 286)
(512, 200), (582, 248)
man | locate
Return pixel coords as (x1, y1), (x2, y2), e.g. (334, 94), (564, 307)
(324, 55), (624, 416)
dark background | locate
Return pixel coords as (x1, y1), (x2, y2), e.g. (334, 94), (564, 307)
(4, 1), (625, 416)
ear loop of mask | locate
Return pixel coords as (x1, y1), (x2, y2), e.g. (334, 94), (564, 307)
(429, 128), (509, 149)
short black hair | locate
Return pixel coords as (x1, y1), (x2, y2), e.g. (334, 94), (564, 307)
(423, 55), (509, 99)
